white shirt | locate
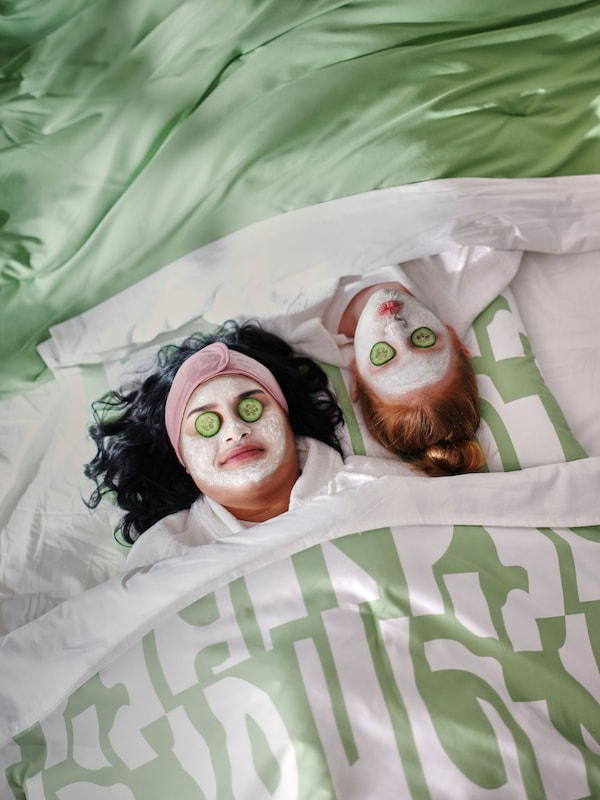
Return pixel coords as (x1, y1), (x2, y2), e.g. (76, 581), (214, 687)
(258, 246), (522, 364)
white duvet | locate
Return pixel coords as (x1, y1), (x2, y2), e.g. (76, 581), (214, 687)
(1, 453), (599, 747)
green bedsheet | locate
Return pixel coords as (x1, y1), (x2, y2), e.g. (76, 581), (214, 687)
(1, 0), (599, 395)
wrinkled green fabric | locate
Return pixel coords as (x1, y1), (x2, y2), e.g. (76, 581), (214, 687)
(1, 0), (599, 394)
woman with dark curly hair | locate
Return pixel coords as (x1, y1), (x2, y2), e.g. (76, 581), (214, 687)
(84, 320), (345, 567)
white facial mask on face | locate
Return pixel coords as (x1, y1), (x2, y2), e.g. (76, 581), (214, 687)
(179, 375), (291, 495)
(354, 287), (452, 399)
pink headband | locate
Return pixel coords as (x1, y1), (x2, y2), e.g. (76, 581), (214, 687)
(165, 342), (289, 465)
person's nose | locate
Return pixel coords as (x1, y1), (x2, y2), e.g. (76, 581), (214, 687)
(387, 312), (407, 331)
(221, 417), (251, 442)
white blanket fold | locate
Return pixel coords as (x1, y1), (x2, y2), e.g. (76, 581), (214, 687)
(37, 175), (600, 370)
(1, 454), (599, 746)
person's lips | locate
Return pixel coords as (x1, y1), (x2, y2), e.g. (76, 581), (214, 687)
(220, 445), (264, 466)
(377, 300), (401, 316)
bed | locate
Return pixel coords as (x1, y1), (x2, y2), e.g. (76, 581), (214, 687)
(1, 2), (600, 798)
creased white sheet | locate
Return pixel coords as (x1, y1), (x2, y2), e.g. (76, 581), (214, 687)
(37, 175), (600, 369)
(1, 454), (599, 747)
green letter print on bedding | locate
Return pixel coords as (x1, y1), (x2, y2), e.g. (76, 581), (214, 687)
(8, 524), (600, 799)
(470, 295), (586, 471)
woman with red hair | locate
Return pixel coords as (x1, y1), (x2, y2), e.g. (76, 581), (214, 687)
(340, 281), (484, 476)
(266, 246), (521, 476)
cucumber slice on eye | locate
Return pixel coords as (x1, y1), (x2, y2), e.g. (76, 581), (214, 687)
(370, 341), (396, 366)
(194, 411), (221, 437)
(411, 327), (436, 348)
(238, 397), (263, 422)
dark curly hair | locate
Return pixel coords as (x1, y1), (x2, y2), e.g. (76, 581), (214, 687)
(84, 320), (344, 544)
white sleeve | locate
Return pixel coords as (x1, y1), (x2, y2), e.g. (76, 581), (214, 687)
(124, 509), (195, 570)
(239, 274), (353, 367)
(241, 246), (522, 357)
(123, 500), (234, 570)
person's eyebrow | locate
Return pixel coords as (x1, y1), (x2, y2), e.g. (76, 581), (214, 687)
(238, 388), (266, 401)
(185, 387), (266, 419)
(186, 401), (215, 418)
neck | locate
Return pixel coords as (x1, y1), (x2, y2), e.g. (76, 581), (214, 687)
(222, 466), (301, 523)
(225, 494), (291, 523)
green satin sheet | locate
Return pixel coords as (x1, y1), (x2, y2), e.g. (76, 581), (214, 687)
(1, 0), (599, 394)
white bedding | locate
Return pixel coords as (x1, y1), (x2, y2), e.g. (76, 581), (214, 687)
(1, 453), (600, 799)
(0, 175), (599, 639)
(511, 249), (600, 455)
(1, 454), (599, 746)
(1, 175), (600, 800)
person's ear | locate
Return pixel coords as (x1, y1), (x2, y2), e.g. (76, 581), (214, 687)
(448, 326), (471, 358)
(349, 359), (359, 401)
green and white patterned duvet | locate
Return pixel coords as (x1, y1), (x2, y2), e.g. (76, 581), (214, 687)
(4, 518), (599, 799)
